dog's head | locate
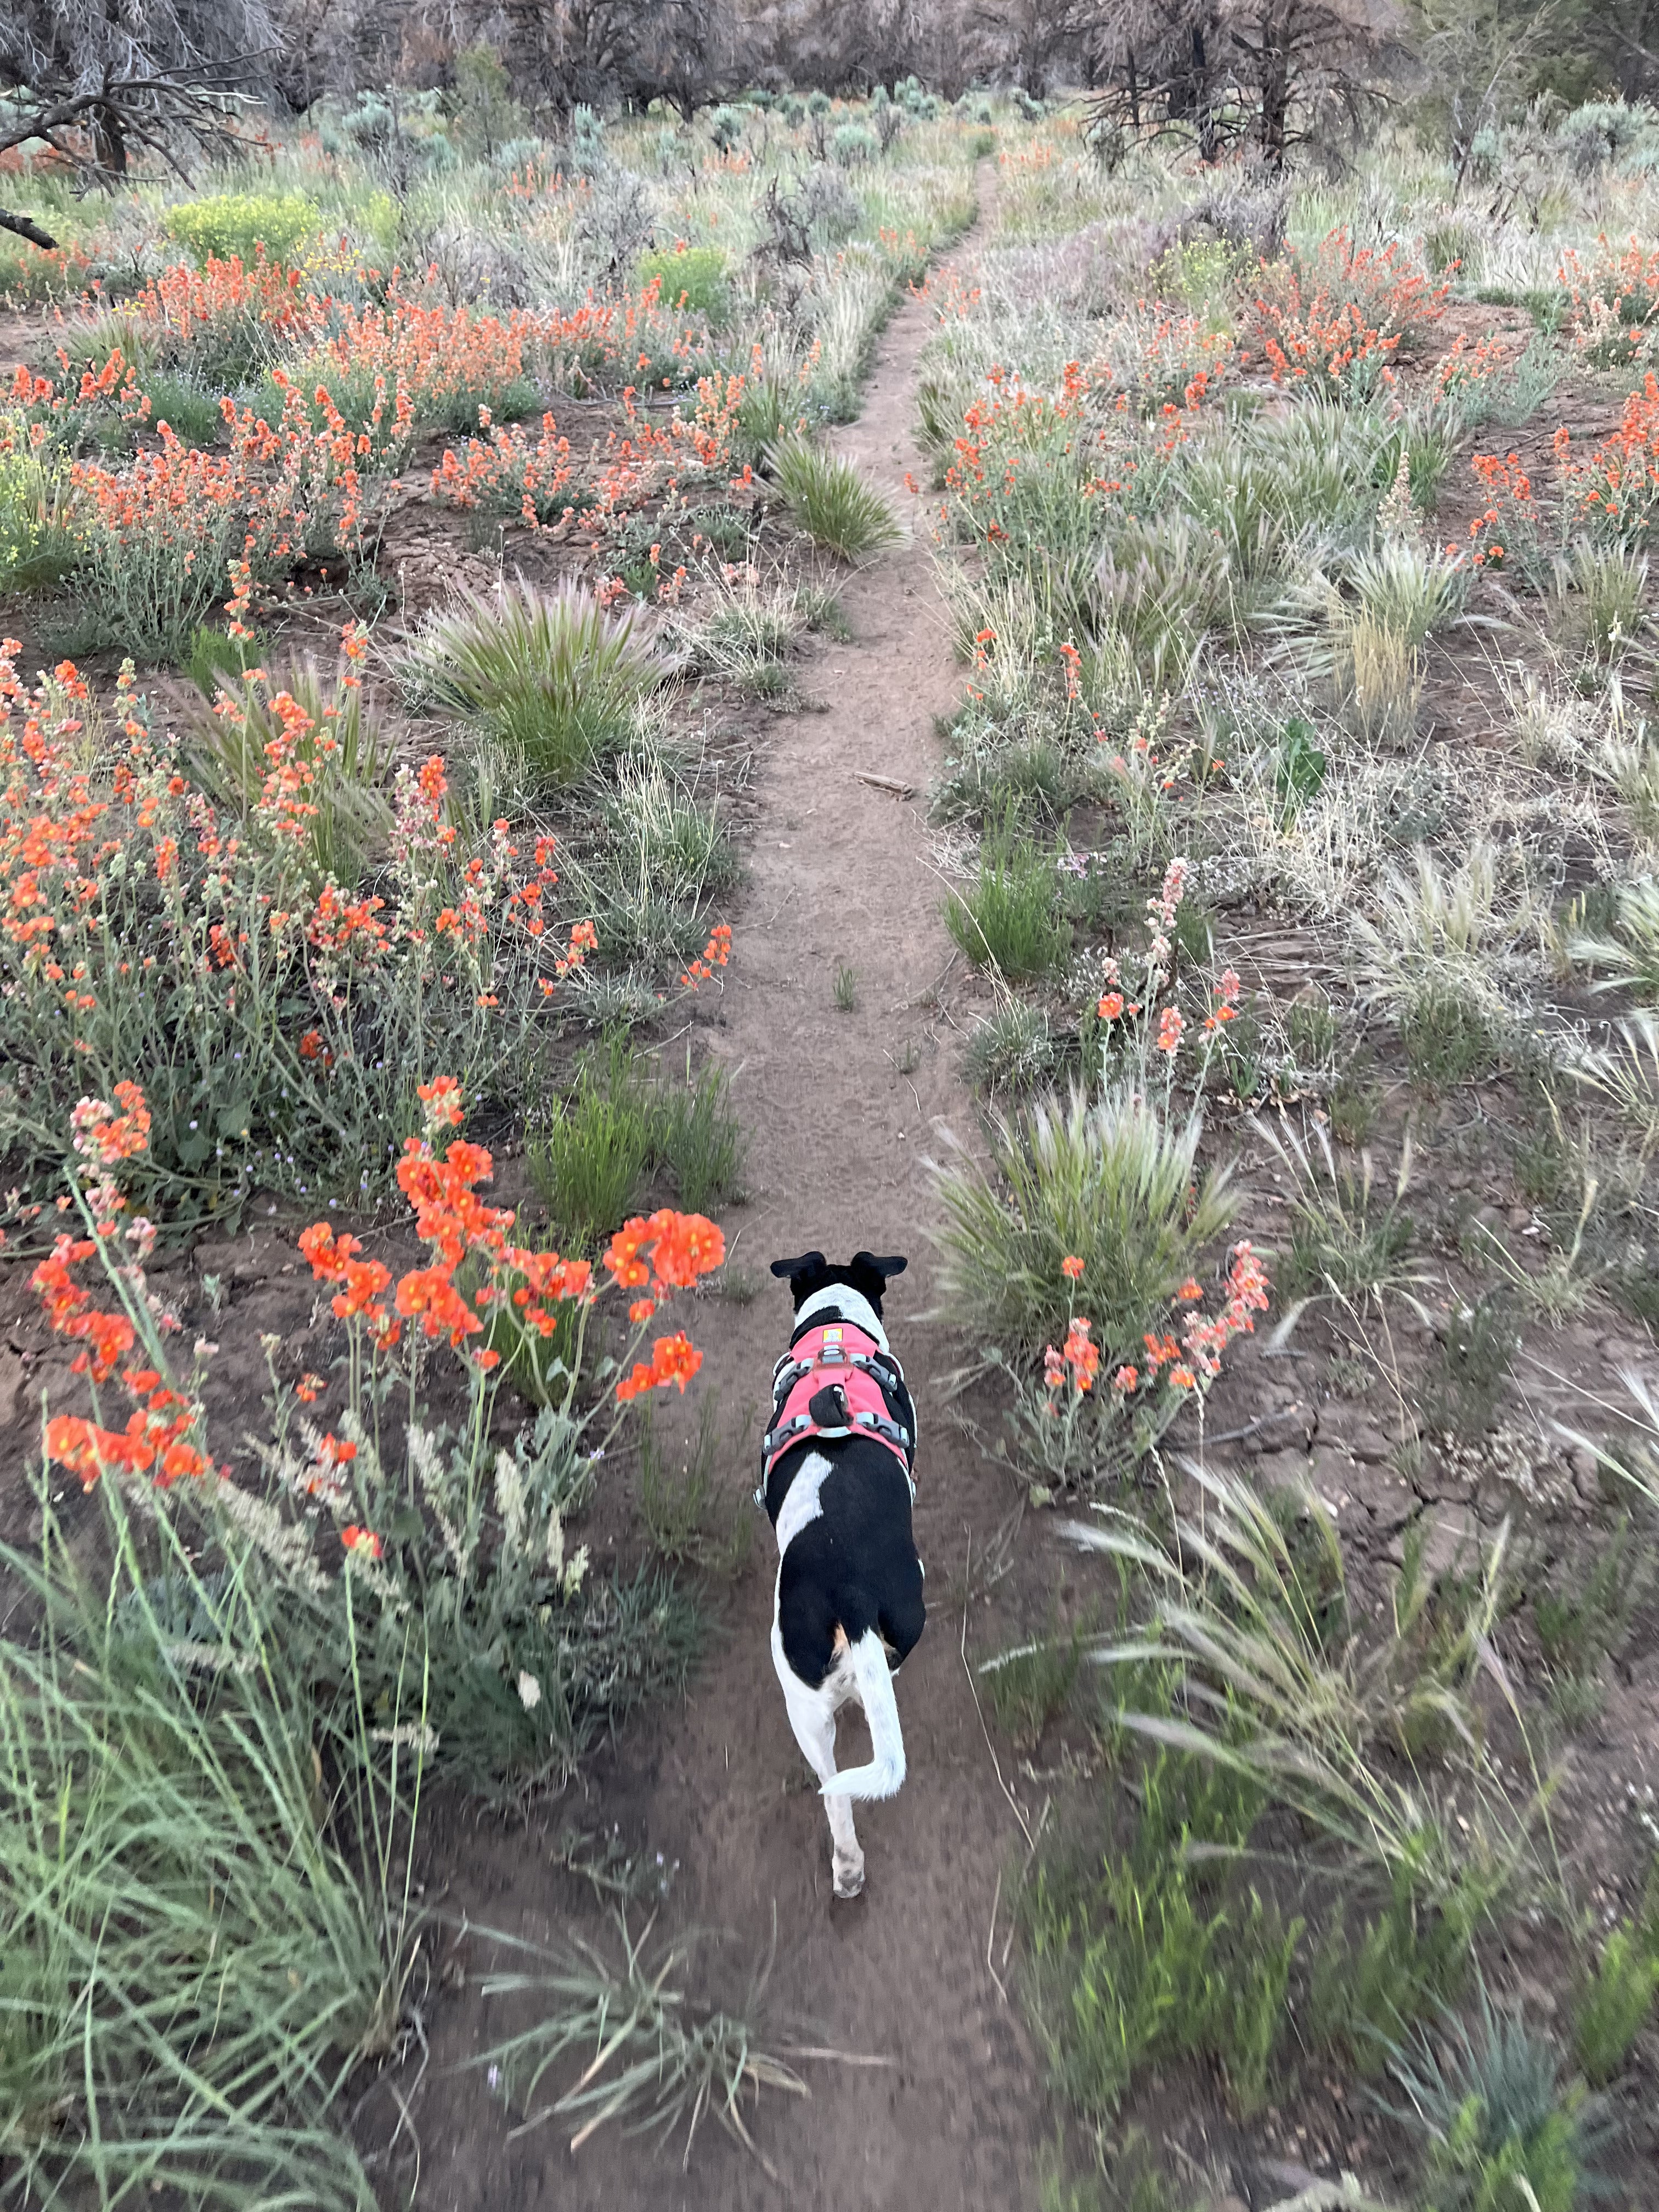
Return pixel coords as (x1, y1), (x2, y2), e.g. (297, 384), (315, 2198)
(769, 1249), (907, 1320)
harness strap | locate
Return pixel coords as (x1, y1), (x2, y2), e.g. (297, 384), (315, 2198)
(757, 1317), (915, 1504)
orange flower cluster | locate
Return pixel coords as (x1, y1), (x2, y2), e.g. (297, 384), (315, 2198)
(680, 921), (731, 988)
(432, 369), (743, 544)
(70, 1079), (151, 1164)
(1462, 448), (1541, 572)
(297, 1222), (398, 1345)
(32, 1234), (136, 1381)
(431, 410), (575, 526)
(0, 643), (617, 1199)
(126, 251), (319, 363)
(1042, 1314), (1100, 1400)
(44, 1398), (208, 1489)
(1559, 236), (1659, 370)
(1251, 231), (1447, 398)
(1110, 1243), (1272, 1402)
(1554, 373), (1659, 546)
(616, 1329), (703, 1402)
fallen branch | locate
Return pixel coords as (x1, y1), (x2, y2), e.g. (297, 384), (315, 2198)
(0, 207), (57, 250)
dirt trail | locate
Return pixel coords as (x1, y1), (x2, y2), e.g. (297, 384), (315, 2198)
(418, 192), (1053, 2210)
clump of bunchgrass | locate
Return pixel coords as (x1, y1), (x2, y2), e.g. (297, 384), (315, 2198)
(769, 436), (900, 559)
(529, 1037), (744, 1251)
(1, 1470), (421, 2210)
(405, 580), (654, 791)
(943, 812), (1071, 981)
(473, 1916), (807, 2170)
(1062, 1468), (1531, 1899)
(930, 1082), (1234, 1366)
(1385, 1986), (1611, 2212)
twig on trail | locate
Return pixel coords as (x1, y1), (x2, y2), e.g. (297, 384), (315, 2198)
(854, 770), (915, 799)
(985, 1865), (1008, 2006)
(958, 1528), (1035, 1854)
(780, 2046), (898, 2067)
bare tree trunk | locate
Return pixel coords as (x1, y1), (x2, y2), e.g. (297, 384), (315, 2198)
(1258, 8), (1290, 169)
(1193, 24), (1218, 161)
(94, 100), (129, 173)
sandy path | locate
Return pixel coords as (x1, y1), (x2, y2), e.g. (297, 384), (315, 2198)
(419, 190), (1050, 2211)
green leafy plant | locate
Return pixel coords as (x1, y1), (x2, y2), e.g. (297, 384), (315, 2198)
(637, 1396), (751, 1576)
(636, 245), (727, 321)
(1533, 1514), (1654, 1714)
(0, 429), (73, 590)
(405, 582), (654, 791)
(769, 437), (901, 559)
(1307, 1850), (1489, 2072)
(1024, 1749), (1298, 2119)
(1572, 1861), (1659, 2085)
(1274, 715), (1328, 827)
(980, 1608), (1087, 1750)
(834, 961), (858, 1011)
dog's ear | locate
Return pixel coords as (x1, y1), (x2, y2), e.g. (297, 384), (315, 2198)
(770, 1251), (829, 1302)
(846, 1251), (907, 1313)
(851, 1251), (907, 1282)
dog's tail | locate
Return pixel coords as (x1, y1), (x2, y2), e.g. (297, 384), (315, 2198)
(821, 1629), (906, 1801)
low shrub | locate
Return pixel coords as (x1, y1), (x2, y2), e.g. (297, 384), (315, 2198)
(636, 245), (727, 321)
(0, 647), (613, 1206)
(0, 425), (73, 591)
(164, 191), (320, 268)
(29, 1079), (721, 1799)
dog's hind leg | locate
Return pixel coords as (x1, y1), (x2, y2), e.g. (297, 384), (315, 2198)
(772, 1618), (865, 1898)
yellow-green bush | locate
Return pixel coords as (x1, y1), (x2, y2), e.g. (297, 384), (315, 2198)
(636, 245), (727, 322)
(164, 192), (319, 268)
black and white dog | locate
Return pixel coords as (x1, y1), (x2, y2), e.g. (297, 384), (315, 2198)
(760, 1250), (924, 1899)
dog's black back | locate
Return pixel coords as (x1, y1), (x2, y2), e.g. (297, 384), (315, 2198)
(765, 1252), (925, 1688)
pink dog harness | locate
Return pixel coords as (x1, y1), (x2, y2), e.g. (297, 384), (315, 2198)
(760, 1321), (915, 1492)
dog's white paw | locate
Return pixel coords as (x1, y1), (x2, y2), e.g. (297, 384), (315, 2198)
(832, 1859), (866, 1900)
